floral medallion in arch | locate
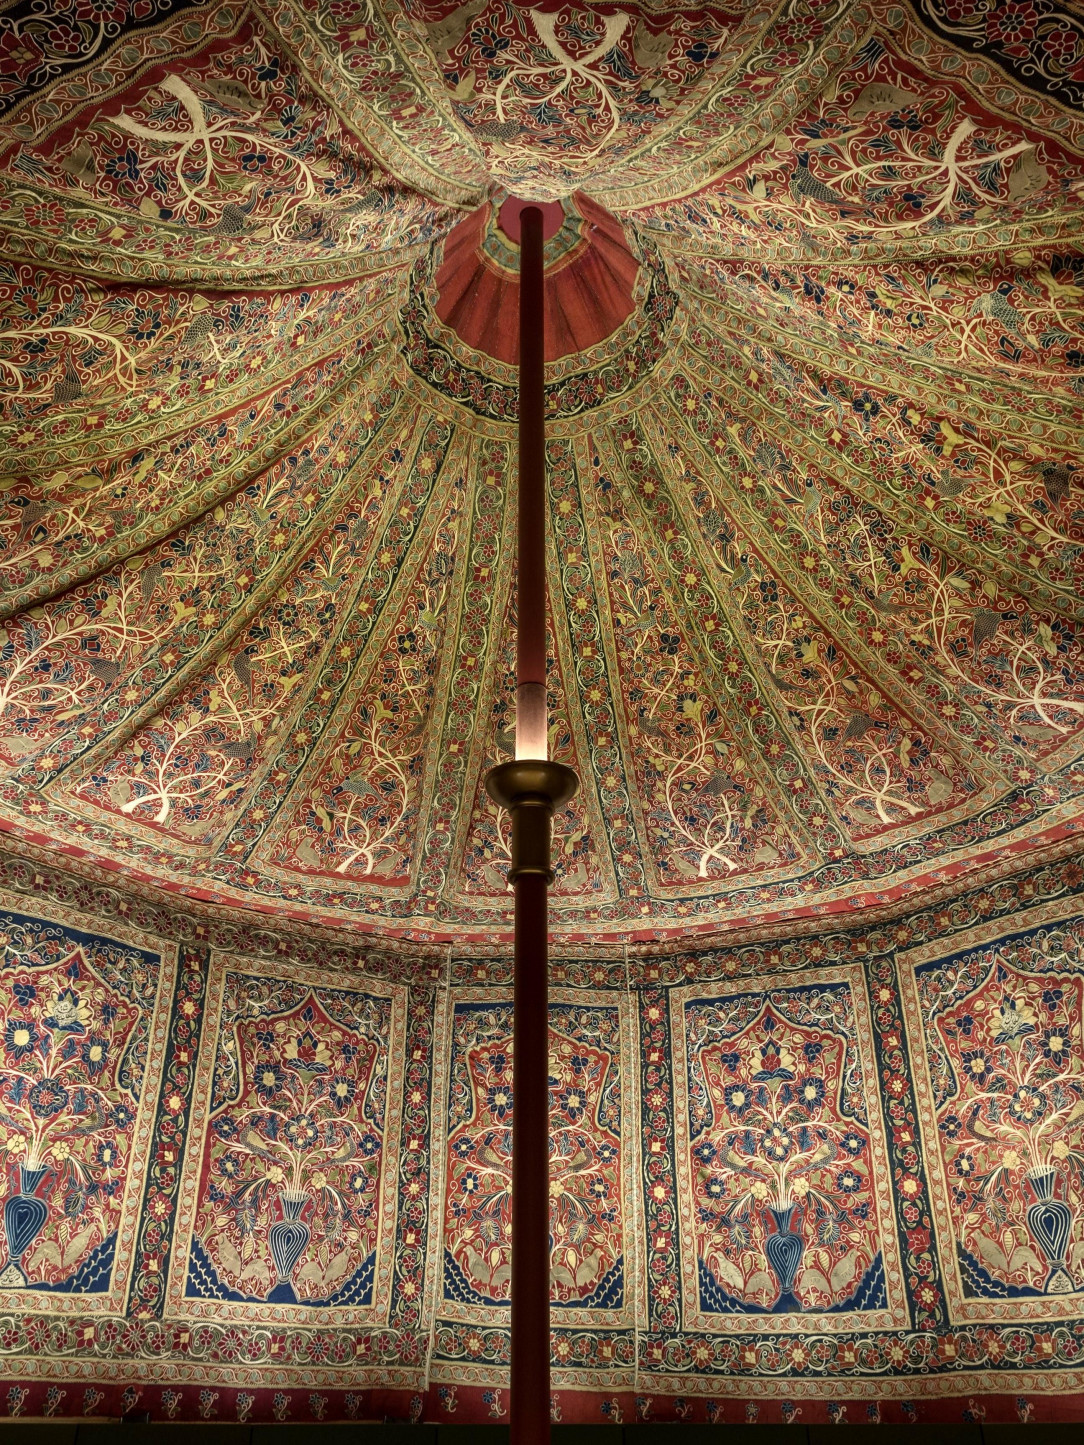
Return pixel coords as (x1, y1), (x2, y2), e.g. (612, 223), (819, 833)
(903, 919), (1084, 1322)
(0, 897), (174, 1313)
(167, 955), (407, 1324)
(440, 989), (640, 1334)
(670, 964), (907, 1333)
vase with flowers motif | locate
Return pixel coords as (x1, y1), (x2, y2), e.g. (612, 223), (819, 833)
(267, 1189), (310, 1303)
(764, 1203), (804, 1311)
(1, 1163), (50, 1287)
(1023, 1165), (1074, 1294)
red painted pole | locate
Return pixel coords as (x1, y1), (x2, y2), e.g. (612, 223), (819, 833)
(486, 203), (575, 1443)
(510, 870), (549, 1443)
(511, 203), (550, 1445)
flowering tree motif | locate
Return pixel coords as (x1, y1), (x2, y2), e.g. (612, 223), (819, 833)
(730, 544), (968, 831)
(734, 318), (1084, 561)
(0, 264), (357, 425)
(0, 571), (161, 767)
(112, 71), (308, 240)
(99, 32), (379, 244)
(444, 1002), (622, 1309)
(492, 9), (631, 160)
(602, 505), (789, 881)
(0, 922), (154, 1292)
(430, 3), (735, 178)
(638, 662), (741, 879)
(686, 988), (885, 1315)
(187, 988), (389, 1306)
(100, 610), (311, 829)
(703, 56), (1056, 241)
(0, 276), (142, 406)
(811, 253), (1084, 407)
(920, 948), (1084, 1297)
(901, 546), (1084, 738)
(714, 409), (1084, 769)
(296, 532), (459, 878)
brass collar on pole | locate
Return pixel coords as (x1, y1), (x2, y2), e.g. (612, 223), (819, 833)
(485, 759), (579, 884)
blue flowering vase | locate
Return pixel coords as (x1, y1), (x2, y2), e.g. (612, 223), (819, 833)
(267, 1189), (310, 1303)
(764, 1203), (804, 1312)
(1023, 1166), (1074, 1295)
(1, 1163), (50, 1287)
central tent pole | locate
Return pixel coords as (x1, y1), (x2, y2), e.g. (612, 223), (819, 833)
(485, 204), (577, 1444)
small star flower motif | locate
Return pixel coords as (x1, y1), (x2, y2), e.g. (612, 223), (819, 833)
(81, 1036), (108, 1074)
(255, 1063), (287, 1101)
(557, 1086), (586, 1122)
(327, 1076), (356, 1110)
(1008, 1083), (1047, 1124)
(760, 1123), (795, 1163)
(28, 1077), (69, 1119)
(960, 1049), (993, 1085)
(1041, 1026), (1071, 1064)
(4, 1018), (39, 1058)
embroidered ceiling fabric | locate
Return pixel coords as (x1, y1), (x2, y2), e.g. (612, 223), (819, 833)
(1, 0), (1083, 945)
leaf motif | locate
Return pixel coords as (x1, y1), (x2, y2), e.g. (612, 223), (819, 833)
(798, 1265), (831, 1301)
(829, 1248), (859, 1294)
(216, 1233), (244, 1277)
(849, 83), (921, 120)
(927, 770), (953, 805)
(974, 1232), (1008, 1275)
(1007, 151), (1049, 202)
(746, 1268), (776, 1298)
(1007, 1243), (1043, 1276)
(710, 1250), (745, 1291)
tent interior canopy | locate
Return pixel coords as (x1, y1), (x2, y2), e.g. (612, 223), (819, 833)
(1, 0), (1084, 1425)
(2, 0), (1083, 947)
